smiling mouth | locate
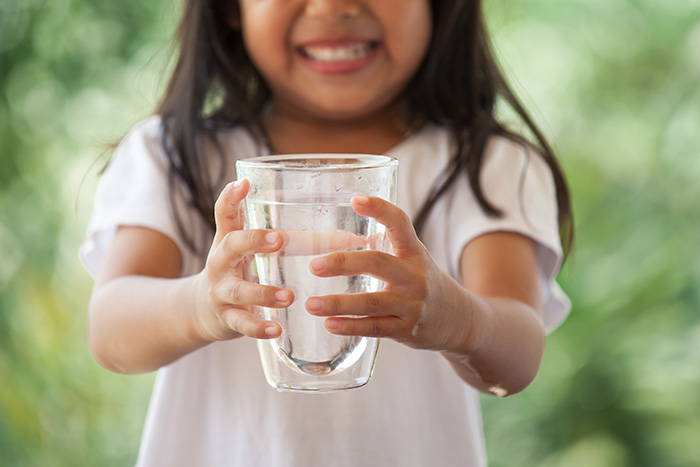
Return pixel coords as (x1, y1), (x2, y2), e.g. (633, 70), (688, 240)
(299, 41), (379, 63)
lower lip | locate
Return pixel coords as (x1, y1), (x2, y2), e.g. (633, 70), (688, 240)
(298, 44), (381, 75)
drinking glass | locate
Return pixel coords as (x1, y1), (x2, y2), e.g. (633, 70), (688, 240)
(236, 154), (398, 392)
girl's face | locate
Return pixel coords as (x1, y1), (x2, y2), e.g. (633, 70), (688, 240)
(236, 0), (432, 122)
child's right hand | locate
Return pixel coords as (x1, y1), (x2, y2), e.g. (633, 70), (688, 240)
(193, 179), (292, 342)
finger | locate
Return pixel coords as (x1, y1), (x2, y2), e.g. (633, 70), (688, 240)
(306, 291), (397, 317)
(367, 231), (391, 253)
(213, 179), (249, 247)
(213, 277), (293, 308)
(221, 308), (282, 339)
(210, 229), (284, 270)
(308, 250), (408, 283)
(351, 196), (420, 256)
(324, 315), (405, 339)
(279, 229), (369, 255)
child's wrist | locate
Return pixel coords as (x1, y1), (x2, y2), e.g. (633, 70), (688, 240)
(185, 272), (220, 345)
(442, 288), (490, 358)
(187, 272), (246, 344)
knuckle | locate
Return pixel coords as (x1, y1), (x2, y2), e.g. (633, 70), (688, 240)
(333, 252), (348, 269)
(414, 282), (428, 302)
(261, 286), (276, 305)
(228, 280), (244, 303)
(398, 209), (412, 227)
(365, 293), (382, 313)
(207, 282), (218, 302)
(246, 229), (261, 246)
(221, 231), (237, 254)
(408, 270), (429, 298)
(223, 308), (254, 338)
(327, 294), (341, 312)
(229, 315), (251, 337)
(214, 194), (225, 216)
(371, 251), (389, 270)
(368, 320), (382, 337)
(240, 321), (258, 338)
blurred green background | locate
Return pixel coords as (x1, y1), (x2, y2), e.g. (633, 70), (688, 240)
(1, 0), (699, 465)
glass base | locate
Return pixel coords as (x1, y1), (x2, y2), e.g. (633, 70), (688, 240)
(258, 338), (379, 394)
(271, 377), (371, 394)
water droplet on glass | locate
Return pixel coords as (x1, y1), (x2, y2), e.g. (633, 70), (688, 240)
(334, 184), (342, 192)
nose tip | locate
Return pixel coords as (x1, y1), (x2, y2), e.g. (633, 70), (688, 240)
(305, 0), (361, 20)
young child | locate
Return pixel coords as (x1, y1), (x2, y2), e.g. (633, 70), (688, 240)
(81, 0), (573, 465)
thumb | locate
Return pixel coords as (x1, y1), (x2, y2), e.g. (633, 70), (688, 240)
(350, 196), (420, 257)
(213, 179), (249, 247)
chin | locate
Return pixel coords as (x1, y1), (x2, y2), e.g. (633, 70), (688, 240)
(308, 99), (399, 123)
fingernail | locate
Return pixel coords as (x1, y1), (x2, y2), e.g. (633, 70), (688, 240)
(310, 257), (326, 271)
(264, 324), (279, 337)
(265, 232), (279, 244)
(307, 297), (323, 312)
(275, 290), (291, 302)
(325, 319), (339, 330)
(233, 179), (244, 189)
(353, 196), (370, 206)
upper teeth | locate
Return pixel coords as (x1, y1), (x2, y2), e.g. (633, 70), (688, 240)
(303, 43), (374, 62)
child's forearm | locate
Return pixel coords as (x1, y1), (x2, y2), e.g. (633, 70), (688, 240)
(88, 273), (218, 374)
(441, 292), (546, 397)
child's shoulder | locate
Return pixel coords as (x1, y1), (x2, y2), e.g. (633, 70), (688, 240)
(117, 115), (259, 163)
(482, 133), (553, 185)
(410, 123), (544, 169)
(410, 122), (536, 153)
(123, 114), (164, 143)
(415, 125), (555, 202)
(106, 116), (168, 174)
(485, 133), (537, 158)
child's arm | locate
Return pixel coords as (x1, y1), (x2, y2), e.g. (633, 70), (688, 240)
(87, 180), (292, 374)
(444, 231), (544, 397)
(305, 196), (546, 396)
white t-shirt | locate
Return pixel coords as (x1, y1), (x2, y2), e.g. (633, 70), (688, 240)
(80, 116), (570, 467)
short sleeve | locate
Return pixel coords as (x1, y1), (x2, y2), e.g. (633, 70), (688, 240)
(79, 116), (195, 278)
(445, 137), (571, 333)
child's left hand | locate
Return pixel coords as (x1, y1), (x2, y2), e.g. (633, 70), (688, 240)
(305, 196), (474, 354)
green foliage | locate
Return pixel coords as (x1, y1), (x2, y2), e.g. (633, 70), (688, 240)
(1, 0), (698, 465)
(0, 0), (175, 464)
(482, 1), (700, 466)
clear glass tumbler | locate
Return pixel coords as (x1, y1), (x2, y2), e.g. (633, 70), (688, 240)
(236, 154), (398, 393)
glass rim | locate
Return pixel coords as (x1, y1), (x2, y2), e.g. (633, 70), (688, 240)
(236, 154), (397, 171)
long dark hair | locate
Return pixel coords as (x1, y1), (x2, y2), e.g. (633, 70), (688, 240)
(156, 0), (573, 258)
